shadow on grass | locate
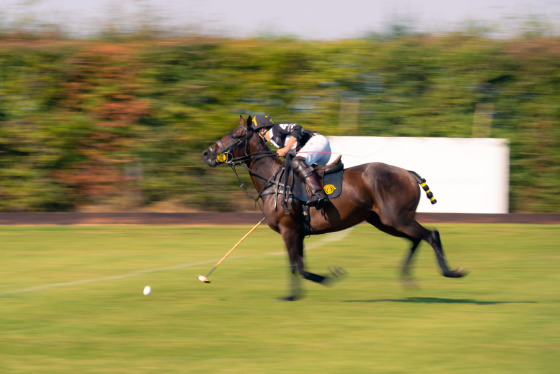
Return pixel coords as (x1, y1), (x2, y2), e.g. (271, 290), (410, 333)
(343, 297), (537, 305)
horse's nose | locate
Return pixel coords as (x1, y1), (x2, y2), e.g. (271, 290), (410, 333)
(202, 148), (217, 167)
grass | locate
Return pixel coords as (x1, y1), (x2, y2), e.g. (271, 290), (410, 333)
(0, 223), (559, 373)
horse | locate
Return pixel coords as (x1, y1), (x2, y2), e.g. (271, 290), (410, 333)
(202, 115), (467, 300)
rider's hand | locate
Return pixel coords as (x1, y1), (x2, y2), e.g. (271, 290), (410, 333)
(276, 147), (289, 157)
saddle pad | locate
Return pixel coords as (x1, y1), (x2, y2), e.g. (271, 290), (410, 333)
(322, 169), (343, 199)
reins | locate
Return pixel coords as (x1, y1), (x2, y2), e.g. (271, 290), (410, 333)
(229, 162), (282, 204)
(215, 131), (282, 213)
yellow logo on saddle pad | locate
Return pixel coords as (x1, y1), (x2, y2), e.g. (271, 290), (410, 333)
(323, 184), (337, 195)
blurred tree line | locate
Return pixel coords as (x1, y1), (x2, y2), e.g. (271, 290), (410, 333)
(0, 33), (558, 213)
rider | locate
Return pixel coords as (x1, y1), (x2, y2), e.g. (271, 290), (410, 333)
(251, 114), (331, 209)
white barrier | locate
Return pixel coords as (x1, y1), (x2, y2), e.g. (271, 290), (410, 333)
(327, 137), (510, 213)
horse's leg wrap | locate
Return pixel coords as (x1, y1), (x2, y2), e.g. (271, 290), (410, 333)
(291, 156), (328, 208)
(429, 230), (468, 278)
(302, 271), (329, 284)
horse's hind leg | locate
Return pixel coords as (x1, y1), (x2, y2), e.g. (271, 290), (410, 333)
(366, 214), (421, 279)
(426, 229), (467, 278)
(402, 237), (421, 279)
(367, 213), (467, 278)
(403, 222), (467, 278)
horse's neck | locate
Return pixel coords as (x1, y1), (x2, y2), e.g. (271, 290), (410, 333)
(246, 139), (283, 194)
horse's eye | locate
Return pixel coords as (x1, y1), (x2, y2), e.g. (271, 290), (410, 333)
(232, 131), (245, 139)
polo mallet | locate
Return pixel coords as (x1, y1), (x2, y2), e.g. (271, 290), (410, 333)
(197, 217), (266, 283)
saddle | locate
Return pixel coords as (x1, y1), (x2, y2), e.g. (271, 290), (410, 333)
(260, 155), (344, 215)
(291, 155), (344, 204)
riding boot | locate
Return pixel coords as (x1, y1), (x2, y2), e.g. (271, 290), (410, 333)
(304, 172), (328, 209)
(291, 156), (328, 209)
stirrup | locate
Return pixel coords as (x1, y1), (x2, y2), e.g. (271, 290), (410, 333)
(306, 194), (327, 209)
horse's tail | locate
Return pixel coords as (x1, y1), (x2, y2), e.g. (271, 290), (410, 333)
(408, 170), (437, 205)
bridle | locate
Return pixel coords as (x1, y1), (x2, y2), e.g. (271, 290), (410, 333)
(207, 126), (251, 165)
(206, 126), (284, 210)
(208, 126), (275, 166)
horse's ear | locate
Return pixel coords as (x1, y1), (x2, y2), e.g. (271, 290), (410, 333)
(246, 115), (253, 129)
(239, 115), (246, 126)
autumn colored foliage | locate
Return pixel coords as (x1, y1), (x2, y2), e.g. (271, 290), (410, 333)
(0, 34), (559, 212)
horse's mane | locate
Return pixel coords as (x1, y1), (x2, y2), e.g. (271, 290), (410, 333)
(248, 128), (283, 166)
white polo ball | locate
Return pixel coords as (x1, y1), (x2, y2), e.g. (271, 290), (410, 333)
(143, 285), (151, 296)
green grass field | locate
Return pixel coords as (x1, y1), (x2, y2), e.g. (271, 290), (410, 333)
(1, 223), (558, 373)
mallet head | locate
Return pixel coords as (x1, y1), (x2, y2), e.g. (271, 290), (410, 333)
(197, 274), (211, 283)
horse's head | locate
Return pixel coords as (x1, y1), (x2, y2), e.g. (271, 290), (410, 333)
(202, 115), (258, 167)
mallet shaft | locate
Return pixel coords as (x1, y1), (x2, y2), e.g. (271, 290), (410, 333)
(213, 217), (265, 269)
(199, 217), (266, 282)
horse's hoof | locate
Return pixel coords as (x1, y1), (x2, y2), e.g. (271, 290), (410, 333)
(401, 275), (420, 289)
(279, 295), (300, 302)
(444, 268), (469, 278)
(329, 266), (347, 279)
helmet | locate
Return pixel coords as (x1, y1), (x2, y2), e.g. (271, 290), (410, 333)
(251, 115), (274, 130)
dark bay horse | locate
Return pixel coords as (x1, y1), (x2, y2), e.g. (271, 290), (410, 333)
(202, 116), (467, 300)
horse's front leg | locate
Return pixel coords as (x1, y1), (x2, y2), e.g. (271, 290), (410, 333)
(281, 227), (304, 301)
(293, 234), (331, 285)
(280, 225), (331, 300)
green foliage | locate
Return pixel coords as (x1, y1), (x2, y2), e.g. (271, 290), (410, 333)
(0, 224), (559, 373)
(0, 35), (559, 212)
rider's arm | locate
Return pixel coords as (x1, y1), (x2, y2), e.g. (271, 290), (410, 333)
(290, 125), (305, 141)
(277, 136), (297, 157)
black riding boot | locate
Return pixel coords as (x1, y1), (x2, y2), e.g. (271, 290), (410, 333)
(291, 157), (328, 209)
(304, 172), (328, 208)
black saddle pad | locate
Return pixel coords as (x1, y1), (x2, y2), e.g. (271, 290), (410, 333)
(323, 169), (343, 199)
